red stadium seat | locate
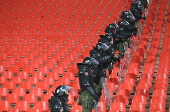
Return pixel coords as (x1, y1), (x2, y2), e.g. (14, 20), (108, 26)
(109, 102), (126, 112)
(116, 89), (131, 98)
(33, 72), (45, 80)
(130, 103), (146, 112)
(3, 71), (13, 80)
(150, 96), (166, 106)
(15, 101), (30, 111)
(36, 81), (50, 90)
(20, 81), (33, 90)
(131, 95), (148, 105)
(28, 109), (42, 112)
(136, 82), (151, 90)
(24, 94), (38, 104)
(0, 65), (5, 73)
(6, 94), (19, 104)
(135, 89), (149, 98)
(28, 76), (39, 85)
(18, 71), (29, 80)
(30, 88), (44, 97)
(0, 101), (10, 111)
(9, 109), (20, 112)
(114, 95), (129, 105)
(11, 76), (22, 84)
(34, 101), (49, 112)
(69, 88), (78, 97)
(41, 94), (52, 102)
(98, 102), (107, 112)
(152, 89), (167, 99)
(3, 81), (16, 90)
(12, 88), (26, 97)
(154, 83), (168, 91)
(150, 103), (166, 112)
(0, 87), (9, 96)
(120, 82), (133, 91)
(0, 76), (6, 84)
(123, 78), (136, 87)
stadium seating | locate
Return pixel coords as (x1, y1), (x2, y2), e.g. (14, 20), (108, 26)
(0, 0), (169, 111)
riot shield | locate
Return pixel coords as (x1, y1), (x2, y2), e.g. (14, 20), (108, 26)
(101, 77), (112, 112)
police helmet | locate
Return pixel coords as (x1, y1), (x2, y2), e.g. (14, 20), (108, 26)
(132, 0), (141, 5)
(83, 57), (99, 66)
(118, 19), (130, 27)
(122, 10), (133, 15)
(53, 85), (73, 96)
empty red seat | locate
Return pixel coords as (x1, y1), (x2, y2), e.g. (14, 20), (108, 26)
(30, 88), (43, 97)
(33, 72), (45, 80)
(28, 109), (42, 112)
(6, 94), (19, 104)
(139, 79), (152, 87)
(123, 78), (136, 86)
(152, 89), (167, 99)
(114, 95), (129, 105)
(19, 81), (33, 90)
(15, 101), (30, 111)
(0, 65), (5, 73)
(28, 76), (39, 85)
(18, 71), (29, 80)
(59, 77), (71, 85)
(116, 89), (131, 98)
(24, 94), (38, 104)
(0, 101), (10, 111)
(8, 66), (20, 73)
(135, 89), (149, 98)
(154, 83), (168, 91)
(12, 88), (26, 97)
(9, 109), (20, 112)
(0, 87), (9, 96)
(136, 82), (151, 90)
(150, 103), (166, 112)
(34, 101), (49, 112)
(109, 102), (126, 112)
(120, 82), (133, 91)
(3, 71), (13, 80)
(11, 76), (22, 84)
(131, 95), (148, 105)
(69, 88), (78, 97)
(3, 81), (16, 90)
(0, 76), (6, 84)
(36, 81), (50, 90)
(150, 96), (166, 106)
(97, 102), (107, 112)
(130, 103), (146, 112)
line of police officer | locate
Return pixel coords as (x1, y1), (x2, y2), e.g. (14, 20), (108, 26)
(77, 0), (149, 112)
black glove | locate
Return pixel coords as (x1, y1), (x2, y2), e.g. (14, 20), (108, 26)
(93, 94), (100, 102)
(96, 90), (102, 97)
(143, 17), (146, 20)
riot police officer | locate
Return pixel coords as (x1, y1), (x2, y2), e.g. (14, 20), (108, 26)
(139, 0), (149, 9)
(130, 0), (146, 21)
(77, 57), (100, 112)
(121, 10), (136, 26)
(48, 85), (73, 112)
(118, 19), (137, 36)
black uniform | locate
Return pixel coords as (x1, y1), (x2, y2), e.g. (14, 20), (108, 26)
(48, 85), (73, 112)
(121, 10), (136, 26)
(130, 0), (145, 21)
(48, 96), (69, 112)
(77, 57), (100, 112)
